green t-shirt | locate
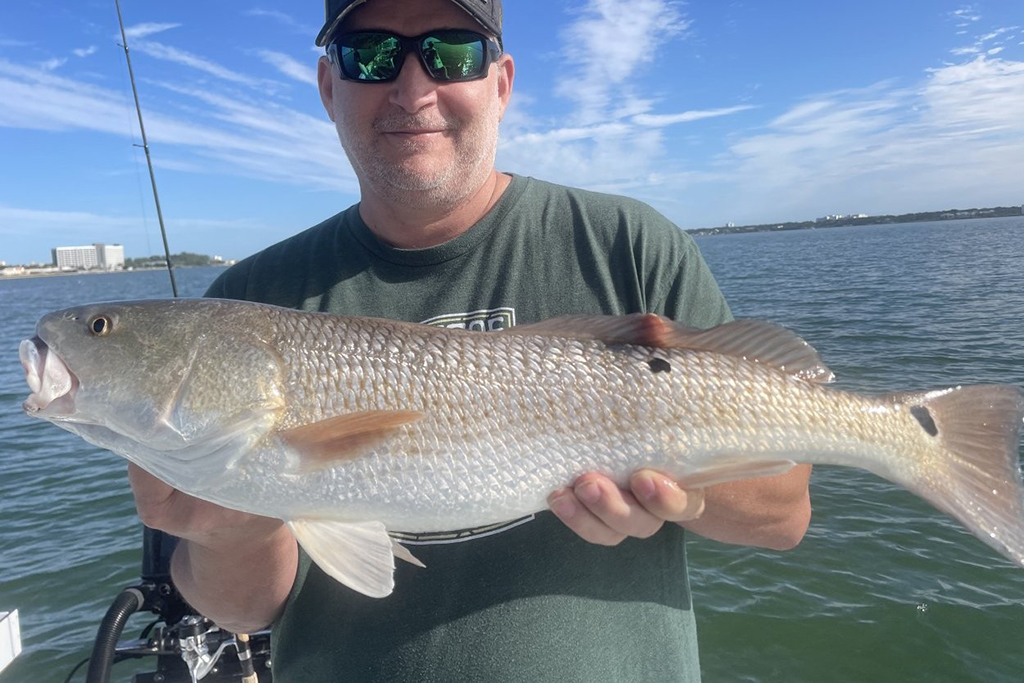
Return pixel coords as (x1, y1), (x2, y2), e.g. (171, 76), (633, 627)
(206, 174), (732, 682)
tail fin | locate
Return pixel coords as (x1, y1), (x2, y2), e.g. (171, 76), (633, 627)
(905, 385), (1024, 567)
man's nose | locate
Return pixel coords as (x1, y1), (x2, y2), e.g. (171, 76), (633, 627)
(388, 53), (439, 112)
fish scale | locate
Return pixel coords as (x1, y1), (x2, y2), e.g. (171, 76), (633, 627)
(19, 298), (1024, 597)
(232, 316), (927, 527)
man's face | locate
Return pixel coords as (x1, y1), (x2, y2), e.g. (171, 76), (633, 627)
(318, 0), (513, 210)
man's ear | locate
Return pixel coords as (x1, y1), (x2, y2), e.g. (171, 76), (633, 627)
(496, 53), (515, 120)
(318, 56), (336, 122)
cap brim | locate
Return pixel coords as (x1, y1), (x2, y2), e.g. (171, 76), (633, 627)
(315, 0), (370, 46)
(315, 0), (501, 47)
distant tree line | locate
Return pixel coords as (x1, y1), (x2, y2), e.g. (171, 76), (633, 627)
(687, 205), (1023, 236)
(125, 252), (222, 268)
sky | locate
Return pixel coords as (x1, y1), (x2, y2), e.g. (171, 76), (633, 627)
(1, 0), (1022, 265)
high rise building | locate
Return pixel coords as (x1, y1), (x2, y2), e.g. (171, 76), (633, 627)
(96, 243), (125, 269)
(51, 243), (125, 270)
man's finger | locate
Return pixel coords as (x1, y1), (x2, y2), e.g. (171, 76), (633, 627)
(571, 475), (664, 539)
(629, 470), (705, 522)
(548, 488), (628, 546)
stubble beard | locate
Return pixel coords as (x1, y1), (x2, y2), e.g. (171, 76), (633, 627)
(341, 100), (500, 212)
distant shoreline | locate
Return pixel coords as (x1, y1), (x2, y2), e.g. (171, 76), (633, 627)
(0, 264), (227, 282)
(5, 208), (1022, 275)
(686, 205), (1023, 237)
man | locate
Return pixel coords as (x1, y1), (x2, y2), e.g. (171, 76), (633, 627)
(129, 0), (811, 680)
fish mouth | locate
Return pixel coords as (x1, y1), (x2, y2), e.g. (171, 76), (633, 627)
(20, 336), (79, 417)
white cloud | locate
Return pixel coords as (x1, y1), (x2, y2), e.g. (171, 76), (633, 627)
(950, 21), (1019, 57)
(501, 11), (1024, 226)
(705, 55), (1024, 224)
(496, 0), (717, 196)
(555, 0), (690, 125)
(245, 9), (318, 35)
(3, 2), (1020, 240)
(255, 50), (317, 85)
(498, 104), (753, 189)
(922, 55), (1024, 133)
(130, 40), (251, 84)
(0, 58), (351, 193)
(503, 122), (631, 145)
(950, 6), (981, 27)
(978, 27), (1018, 43)
(500, 124), (670, 192)
(633, 105), (757, 127)
(73, 46), (99, 58)
(951, 45), (981, 56)
(123, 23), (181, 41)
(38, 58), (67, 71)
(0, 59), (137, 133)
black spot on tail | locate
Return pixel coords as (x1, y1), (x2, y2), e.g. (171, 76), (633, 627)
(911, 406), (939, 437)
(648, 358), (671, 374)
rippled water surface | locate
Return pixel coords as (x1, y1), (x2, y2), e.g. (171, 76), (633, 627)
(0, 268), (221, 682)
(692, 217), (1024, 682)
(2, 217), (1023, 682)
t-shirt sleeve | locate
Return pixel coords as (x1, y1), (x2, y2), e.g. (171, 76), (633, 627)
(653, 233), (733, 328)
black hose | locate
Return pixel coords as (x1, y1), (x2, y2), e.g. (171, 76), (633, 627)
(84, 588), (143, 683)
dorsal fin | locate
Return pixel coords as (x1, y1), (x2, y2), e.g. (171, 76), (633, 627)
(668, 319), (835, 383)
(504, 315), (834, 383)
(500, 313), (671, 346)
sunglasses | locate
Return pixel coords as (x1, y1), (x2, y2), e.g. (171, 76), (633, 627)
(327, 29), (502, 83)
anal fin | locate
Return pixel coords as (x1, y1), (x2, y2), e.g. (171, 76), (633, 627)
(391, 538), (426, 568)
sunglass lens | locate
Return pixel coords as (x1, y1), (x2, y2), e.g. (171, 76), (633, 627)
(421, 32), (486, 81)
(333, 30), (494, 82)
(339, 33), (402, 81)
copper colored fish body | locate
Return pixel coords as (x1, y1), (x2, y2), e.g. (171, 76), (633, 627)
(20, 299), (1024, 597)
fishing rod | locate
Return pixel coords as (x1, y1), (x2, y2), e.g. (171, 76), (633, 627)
(68, 4), (272, 682)
(114, 0), (178, 298)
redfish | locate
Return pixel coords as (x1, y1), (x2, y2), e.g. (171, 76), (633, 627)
(20, 299), (1024, 597)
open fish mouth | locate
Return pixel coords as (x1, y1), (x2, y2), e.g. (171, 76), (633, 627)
(20, 336), (78, 416)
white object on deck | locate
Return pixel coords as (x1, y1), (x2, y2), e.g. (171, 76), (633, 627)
(0, 610), (21, 674)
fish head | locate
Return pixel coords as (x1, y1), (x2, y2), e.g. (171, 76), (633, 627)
(21, 299), (286, 488)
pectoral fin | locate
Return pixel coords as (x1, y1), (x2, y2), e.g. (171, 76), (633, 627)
(287, 519), (423, 598)
(280, 410), (424, 471)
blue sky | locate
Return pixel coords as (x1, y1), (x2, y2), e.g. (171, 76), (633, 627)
(1, 0), (1022, 264)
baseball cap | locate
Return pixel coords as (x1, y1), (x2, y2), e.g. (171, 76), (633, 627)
(316, 0), (503, 47)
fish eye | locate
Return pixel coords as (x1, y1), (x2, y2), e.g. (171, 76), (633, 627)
(88, 315), (113, 336)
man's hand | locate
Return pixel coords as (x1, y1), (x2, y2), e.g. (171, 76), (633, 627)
(549, 465), (812, 550)
(127, 464), (298, 633)
(547, 471), (705, 546)
(127, 463), (282, 546)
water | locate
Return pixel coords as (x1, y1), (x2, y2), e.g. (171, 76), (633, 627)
(1, 217), (1023, 682)
(691, 217), (1024, 682)
(0, 268), (222, 682)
